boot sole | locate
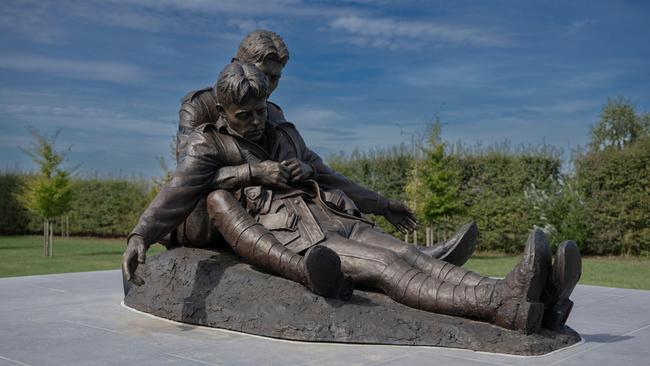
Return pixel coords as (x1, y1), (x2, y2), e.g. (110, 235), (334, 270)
(304, 246), (354, 300)
(543, 241), (581, 330)
(515, 301), (544, 334)
(543, 299), (574, 331)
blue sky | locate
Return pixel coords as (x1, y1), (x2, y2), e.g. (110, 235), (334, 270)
(1, 0), (648, 177)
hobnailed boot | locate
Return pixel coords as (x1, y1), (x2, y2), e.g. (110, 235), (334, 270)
(490, 229), (552, 332)
(396, 228), (551, 333)
(417, 221), (478, 266)
(208, 190), (353, 300)
(541, 240), (582, 331)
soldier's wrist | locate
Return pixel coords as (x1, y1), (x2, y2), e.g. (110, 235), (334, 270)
(249, 162), (263, 184)
(372, 197), (390, 215)
(127, 233), (150, 248)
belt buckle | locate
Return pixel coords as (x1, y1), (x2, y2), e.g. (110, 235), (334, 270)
(285, 212), (298, 231)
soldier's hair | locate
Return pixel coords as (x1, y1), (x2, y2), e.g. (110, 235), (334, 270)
(234, 29), (289, 66)
(215, 62), (269, 108)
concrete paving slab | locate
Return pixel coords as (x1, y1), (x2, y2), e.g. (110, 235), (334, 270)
(0, 270), (648, 366)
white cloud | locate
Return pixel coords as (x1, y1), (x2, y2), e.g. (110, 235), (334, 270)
(0, 54), (147, 83)
(567, 19), (593, 34)
(330, 16), (511, 50)
(288, 105), (345, 128)
(521, 100), (599, 115)
(0, 1), (66, 44)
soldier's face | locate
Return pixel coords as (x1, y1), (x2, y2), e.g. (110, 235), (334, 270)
(223, 97), (268, 142)
(255, 59), (283, 95)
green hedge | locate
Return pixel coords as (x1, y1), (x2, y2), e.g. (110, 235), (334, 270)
(0, 173), (33, 235)
(0, 174), (149, 237)
(576, 137), (650, 255)
(451, 151), (561, 253)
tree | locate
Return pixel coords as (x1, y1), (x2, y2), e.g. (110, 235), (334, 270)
(406, 122), (464, 244)
(16, 128), (75, 256)
(590, 97), (650, 151)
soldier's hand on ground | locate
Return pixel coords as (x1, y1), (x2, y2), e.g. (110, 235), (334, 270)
(122, 235), (148, 286)
(384, 200), (418, 234)
(251, 160), (291, 189)
(281, 158), (314, 183)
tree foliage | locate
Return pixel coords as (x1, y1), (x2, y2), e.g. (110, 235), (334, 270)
(2, 173), (149, 237)
(16, 129), (75, 256)
(406, 122), (463, 227)
(590, 97), (650, 151)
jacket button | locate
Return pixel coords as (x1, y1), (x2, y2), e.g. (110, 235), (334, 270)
(294, 199), (300, 204)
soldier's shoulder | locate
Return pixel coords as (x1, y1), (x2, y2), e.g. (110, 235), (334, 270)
(181, 86), (214, 104)
(267, 100), (283, 113)
(267, 100), (288, 123)
(192, 122), (219, 134)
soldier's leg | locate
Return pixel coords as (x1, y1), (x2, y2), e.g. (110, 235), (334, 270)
(352, 223), (495, 287)
(322, 230), (551, 333)
(181, 197), (222, 248)
(206, 190), (352, 300)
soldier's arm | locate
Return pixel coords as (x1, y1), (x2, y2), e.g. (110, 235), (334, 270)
(131, 131), (224, 246)
(124, 130), (226, 285)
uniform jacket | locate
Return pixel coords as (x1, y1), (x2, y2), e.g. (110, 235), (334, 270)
(132, 113), (389, 251)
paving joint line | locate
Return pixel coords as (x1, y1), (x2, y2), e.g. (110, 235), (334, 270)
(0, 355), (32, 366)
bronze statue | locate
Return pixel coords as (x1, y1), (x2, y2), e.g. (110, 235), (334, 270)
(123, 61), (581, 333)
(172, 29), (477, 265)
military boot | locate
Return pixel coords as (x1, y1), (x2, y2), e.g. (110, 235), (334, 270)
(541, 240), (582, 331)
(489, 229), (552, 332)
(417, 221), (478, 266)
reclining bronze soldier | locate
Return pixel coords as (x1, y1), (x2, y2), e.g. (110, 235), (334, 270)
(123, 61), (581, 333)
(173, 29), (477, 266)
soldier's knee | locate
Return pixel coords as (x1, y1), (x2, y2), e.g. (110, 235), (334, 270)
(206, 190), (236, 214)
(401, 245), (422, 261)
(375, 247), (402, 267)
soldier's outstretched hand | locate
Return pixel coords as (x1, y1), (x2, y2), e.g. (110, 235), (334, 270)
(384, 200), (418, 234)
(122, 235), (148, 286)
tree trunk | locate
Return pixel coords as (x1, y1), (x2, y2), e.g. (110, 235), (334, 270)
(43, 220), (48, 256)
(49, 222), (54, 257)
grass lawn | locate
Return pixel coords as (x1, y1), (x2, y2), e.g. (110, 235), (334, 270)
(0, 236), (164, 277)
(1, 236), (649, 290)
(465, 253), (650, 290)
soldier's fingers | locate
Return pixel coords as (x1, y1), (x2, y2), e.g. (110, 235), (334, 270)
(278, 163), (291, 175)
(406, 216), (418, 227)
(400, 218), (414, 231)
(131, 273), (144, 286)
(279, 171), (290, 181)
(122, 258), (132, 281)
(137, 245), (146, 264)
(290, 166), (302, 177)
(405, 221), (417, 232)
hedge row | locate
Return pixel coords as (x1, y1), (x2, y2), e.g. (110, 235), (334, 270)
(0, 174), (149, 237)
(2, 137), (647, 256)
(330, 147), (563, 253)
